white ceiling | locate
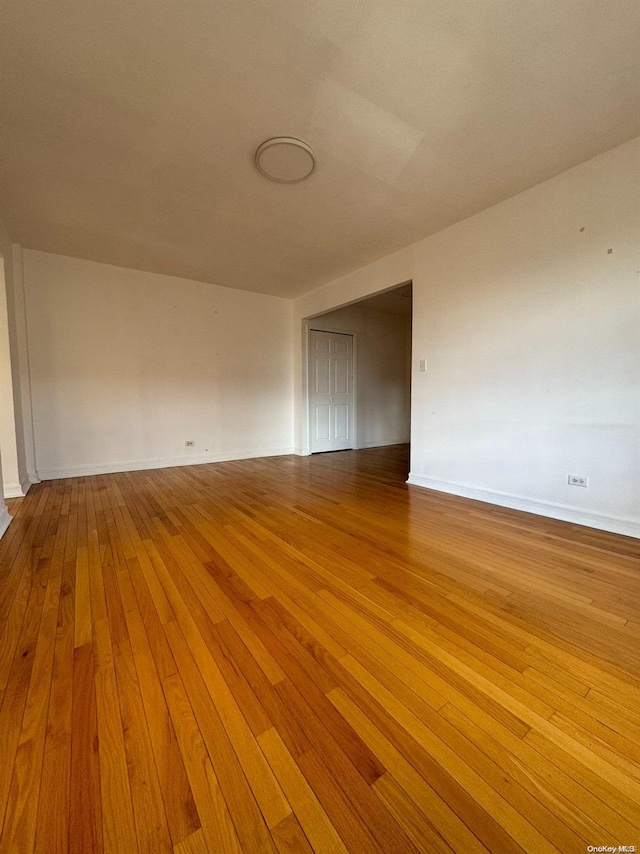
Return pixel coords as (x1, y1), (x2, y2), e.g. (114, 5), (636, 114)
(1, 0), (639, 298)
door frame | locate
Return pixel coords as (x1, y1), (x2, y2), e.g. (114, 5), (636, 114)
(304, 321), (358, 454)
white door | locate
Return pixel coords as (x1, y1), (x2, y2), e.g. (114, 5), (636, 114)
(309, 330), (354, 453)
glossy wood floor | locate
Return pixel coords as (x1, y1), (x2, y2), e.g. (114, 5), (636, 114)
(1, 445), (640, 853)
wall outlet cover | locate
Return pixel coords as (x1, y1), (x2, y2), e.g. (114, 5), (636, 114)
(568, 475), (588, 487)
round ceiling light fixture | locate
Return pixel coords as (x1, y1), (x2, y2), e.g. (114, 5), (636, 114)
(255, 137), (316, 183)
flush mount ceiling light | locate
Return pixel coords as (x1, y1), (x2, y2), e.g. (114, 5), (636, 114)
(255, 137), (316, 183)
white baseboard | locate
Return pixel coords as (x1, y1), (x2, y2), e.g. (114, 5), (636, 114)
(3, 473), (39, 499)
(356, 438), (410, 450)
(0, 506), (12, 539)
(406, 474), (640, 539)
(294, 447), (311, 456)
(37, 447), (296, 481)
(3, 482), (25, 499)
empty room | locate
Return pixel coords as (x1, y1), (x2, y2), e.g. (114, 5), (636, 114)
(0, 0), (639, 852)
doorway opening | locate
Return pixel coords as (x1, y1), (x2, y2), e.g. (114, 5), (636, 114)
(305, 281), (412, 475)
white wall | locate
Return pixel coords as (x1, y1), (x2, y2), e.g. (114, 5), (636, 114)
(24, 251), (294, 478)
(0, 257), (11, 532)
(311, 303), (411, 449)
(0, 215), (37, 497)
(0, 254), (21, 496)
(7, 244), (38, 492)
(0, 218), (17, 534)
(295, 137), (640, 537)
(0, 452), (9, 539)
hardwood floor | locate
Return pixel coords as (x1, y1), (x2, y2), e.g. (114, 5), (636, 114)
(1, 444), (639, 853)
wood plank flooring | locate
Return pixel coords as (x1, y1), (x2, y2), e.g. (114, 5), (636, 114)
(1, 444), (640, 853)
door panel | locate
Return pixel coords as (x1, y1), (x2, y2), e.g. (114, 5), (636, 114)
(313, 332), (332, 353)
(309, 330), (354, 453)
(314, 359), (331, 395)
(334, 404), (349, 440)
(334, 335), (350, 354)
(314, 405), (331, 441)
(334, 358), (349, 395)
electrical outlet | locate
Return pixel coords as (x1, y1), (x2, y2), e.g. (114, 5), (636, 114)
(568, 475), (588, 487)
(185, 440), (195, 447)
(419, 359), (426, 372)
